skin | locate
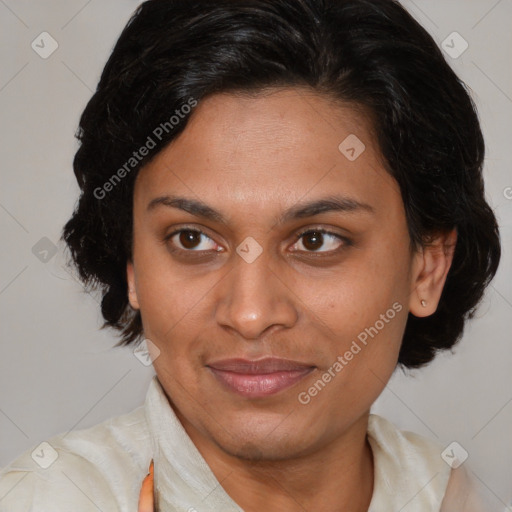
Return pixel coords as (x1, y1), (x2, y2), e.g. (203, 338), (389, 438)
(130, 87), (456, 512)
(138, 460), (154, 512)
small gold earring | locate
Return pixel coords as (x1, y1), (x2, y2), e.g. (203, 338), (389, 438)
(420, 299), (427, 307)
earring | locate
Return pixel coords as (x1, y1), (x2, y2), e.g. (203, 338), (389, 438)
(420, 299), (427, 307)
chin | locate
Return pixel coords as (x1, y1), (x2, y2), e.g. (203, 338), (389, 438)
(217, 436), (304, 462)
(208, 413), (319, 463)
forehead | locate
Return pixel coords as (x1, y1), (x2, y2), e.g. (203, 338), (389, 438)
(134, 88), (400, 222)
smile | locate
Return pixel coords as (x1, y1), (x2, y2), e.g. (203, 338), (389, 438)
(206, 358), (315, 398)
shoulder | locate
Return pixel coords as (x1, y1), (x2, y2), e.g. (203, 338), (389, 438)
(0, 404), (150, 512)
(367, 413), (451, 472)
(367, 414), (452, 511)
(367, 414), (499, 511)
(440, 464), (499, 512)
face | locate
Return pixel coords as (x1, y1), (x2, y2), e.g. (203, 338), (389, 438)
(127, 88), (429, 462)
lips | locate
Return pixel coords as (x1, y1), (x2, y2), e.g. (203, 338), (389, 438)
(206, 358), (315, 398)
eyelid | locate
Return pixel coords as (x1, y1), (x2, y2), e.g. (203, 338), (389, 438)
(293, 226), (348, 239)
(163, 224), (352, 254)
(164, 225), (222, 251)
(290, 227), (352, 252)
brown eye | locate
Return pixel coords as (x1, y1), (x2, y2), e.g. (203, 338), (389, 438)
(165, 228), (221, 252)
(179, 230), (202, 249)
(302, 231), (324, 251)
(291, 229), (348, 254)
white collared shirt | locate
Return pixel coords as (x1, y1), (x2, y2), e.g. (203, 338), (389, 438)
(0, 376), (493, 511)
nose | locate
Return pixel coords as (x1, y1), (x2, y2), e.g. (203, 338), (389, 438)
(214, 251), (299, 340)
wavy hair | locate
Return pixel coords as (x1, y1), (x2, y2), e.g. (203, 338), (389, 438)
(62, 0), (501, 368)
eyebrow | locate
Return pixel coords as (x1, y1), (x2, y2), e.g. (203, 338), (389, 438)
(146, 194), (375, 225)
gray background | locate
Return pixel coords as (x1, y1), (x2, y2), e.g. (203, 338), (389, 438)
(1, 0), (511, 508)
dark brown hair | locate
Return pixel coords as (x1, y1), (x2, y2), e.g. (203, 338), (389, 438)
(62, 0), (501, 368)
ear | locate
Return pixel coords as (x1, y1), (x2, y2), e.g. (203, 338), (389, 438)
(126, 260), (140, 310)
(409, 229), (457, 318)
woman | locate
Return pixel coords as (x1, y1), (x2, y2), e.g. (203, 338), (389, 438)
(0, 0), (502, 510)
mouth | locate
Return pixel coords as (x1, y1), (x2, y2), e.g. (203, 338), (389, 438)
(206, 358), (315, 398)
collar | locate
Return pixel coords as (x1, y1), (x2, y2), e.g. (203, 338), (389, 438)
(145, 376), (243, 511)
(144, 376), (450, 511)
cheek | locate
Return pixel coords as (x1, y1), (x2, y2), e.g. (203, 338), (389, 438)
(297, 259), (405, 337)
(291, 240), (410, 380)
(298, 304), (408, 424)
(133, 252), (215, 348)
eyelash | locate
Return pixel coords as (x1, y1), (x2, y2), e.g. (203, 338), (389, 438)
(163, 226), (352, 256)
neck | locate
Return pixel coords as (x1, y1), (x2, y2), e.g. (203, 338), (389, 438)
(179, 411), (374, 512)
